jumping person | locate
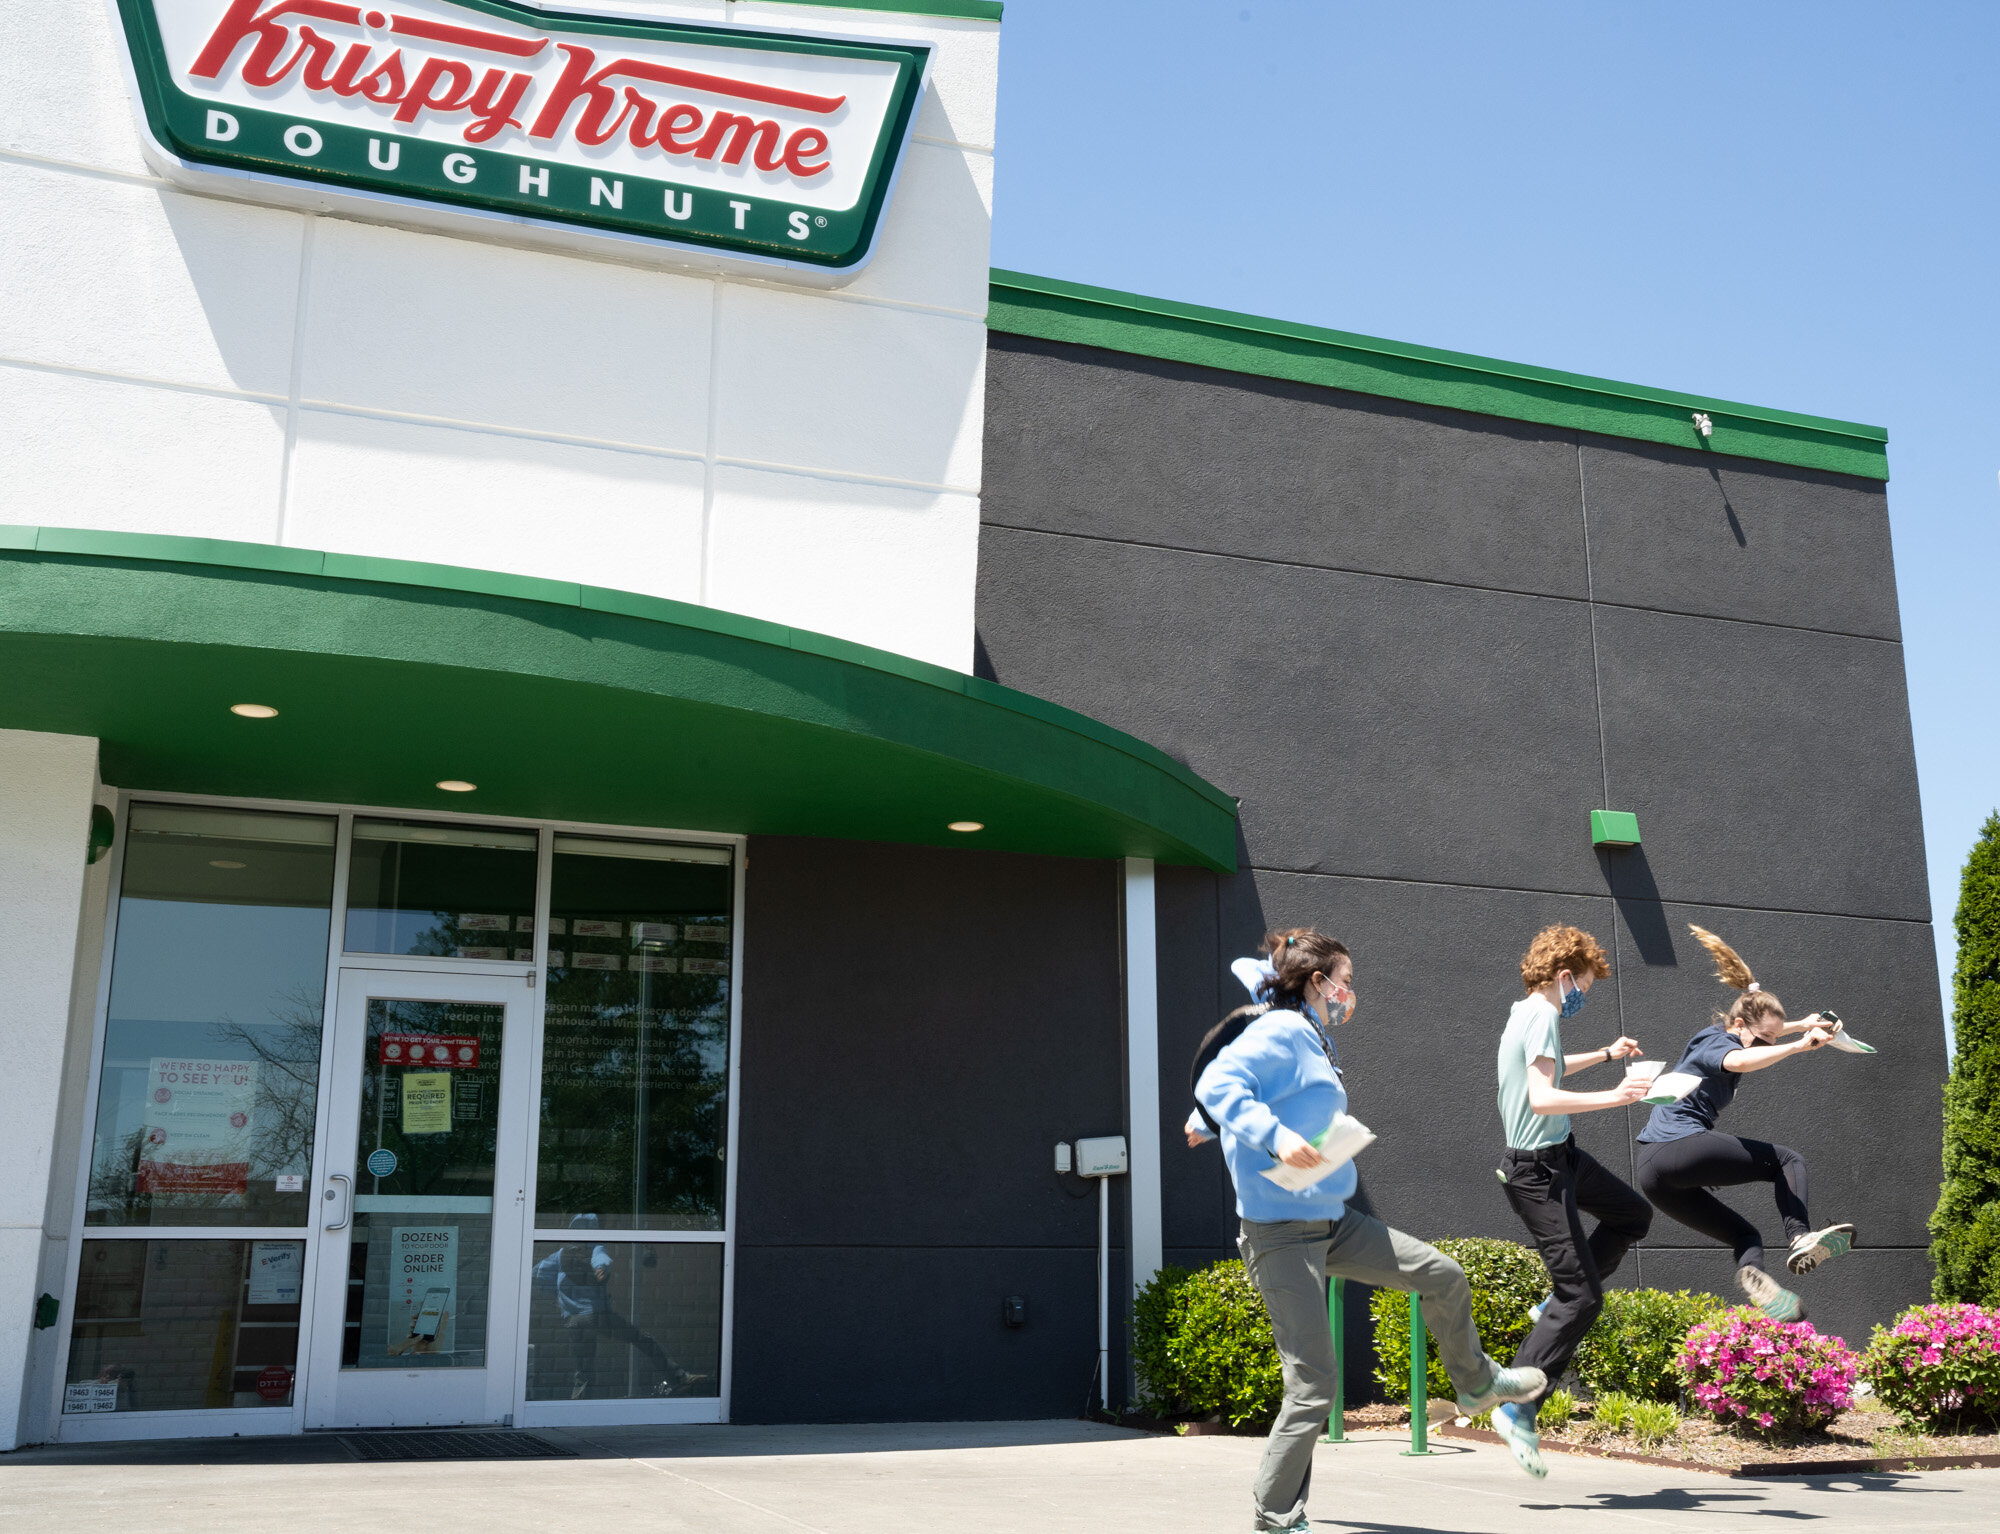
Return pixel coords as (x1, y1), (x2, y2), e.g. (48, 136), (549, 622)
(1491, 924), (1654, 1478)
(1633, 926), (1854, 1323)
(1197, 928), (1547, 1531)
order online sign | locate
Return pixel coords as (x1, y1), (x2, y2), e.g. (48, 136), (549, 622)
(110, 0), (931, 275)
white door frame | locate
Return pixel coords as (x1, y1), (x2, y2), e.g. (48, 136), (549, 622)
(302, 964), (535, 1430)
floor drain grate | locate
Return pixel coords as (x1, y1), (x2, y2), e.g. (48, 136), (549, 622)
(340, 1431), (578, 1461)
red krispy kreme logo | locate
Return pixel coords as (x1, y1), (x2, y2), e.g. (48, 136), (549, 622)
(186, 0), (840, 175)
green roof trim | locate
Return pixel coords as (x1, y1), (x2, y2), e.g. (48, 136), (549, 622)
(0, 526), (1234, 871)
(762, 0), (1002, 21)
(988, 271), (1889, 482)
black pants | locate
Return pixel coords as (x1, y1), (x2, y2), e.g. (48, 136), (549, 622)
(1636, 1131), (1810, 1274)
(1501, 1136), (1652, 1405)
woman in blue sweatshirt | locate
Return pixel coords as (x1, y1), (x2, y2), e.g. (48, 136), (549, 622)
(1195, 928), (1547, 1532)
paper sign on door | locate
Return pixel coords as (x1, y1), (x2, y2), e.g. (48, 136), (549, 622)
(388, 1227), (457, 1355)
(401, 1073), (452, 1135)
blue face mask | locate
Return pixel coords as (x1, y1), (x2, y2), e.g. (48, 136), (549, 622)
(1558, 974), (1588, 1019)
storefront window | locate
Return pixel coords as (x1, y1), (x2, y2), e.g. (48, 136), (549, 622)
(536, 838), (732, 1231)
(526, 1240), (722, 1401)
(87, 806), (336, 1227)
(344, 820), (537, 959)
(343, 999), (505, 1370)
(66, 1239), (303, 1412)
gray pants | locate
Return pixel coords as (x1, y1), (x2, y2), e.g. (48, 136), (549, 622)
(1237, 1215), (1495, 1531)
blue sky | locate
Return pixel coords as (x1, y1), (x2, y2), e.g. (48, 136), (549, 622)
(989, 0), (1999, 1008)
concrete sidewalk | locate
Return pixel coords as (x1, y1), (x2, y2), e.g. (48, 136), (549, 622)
(2, 1422), (1996, 1533)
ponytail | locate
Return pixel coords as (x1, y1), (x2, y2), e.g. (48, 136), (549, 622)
(1688, 925), (1786, 1028)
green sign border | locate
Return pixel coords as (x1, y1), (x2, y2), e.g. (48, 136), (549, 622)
(113, 0), (931, 269)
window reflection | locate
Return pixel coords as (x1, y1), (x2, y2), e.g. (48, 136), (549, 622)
(344, 820), (537, 959)
(67, 1239), (303, 1411)
(87, 807), (335, 1228)
(526, 1237), (721, 1400)
(537, 839), (732, 1232)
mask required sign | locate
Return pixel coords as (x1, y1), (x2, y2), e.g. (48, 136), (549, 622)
(109, 0), (932, 274)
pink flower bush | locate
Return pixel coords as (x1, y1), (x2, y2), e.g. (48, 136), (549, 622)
(1675, 1307), (1858, 1436)
(1860, 1303), (2000, 1430)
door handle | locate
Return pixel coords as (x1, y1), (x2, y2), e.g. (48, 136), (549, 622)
(324, 1173), (352, 1232)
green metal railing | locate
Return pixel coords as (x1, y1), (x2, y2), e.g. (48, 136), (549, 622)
(1321, 1283), (1436, 1455)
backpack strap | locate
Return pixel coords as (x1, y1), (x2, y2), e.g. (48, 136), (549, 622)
(1190, 1002), (1271, 1135)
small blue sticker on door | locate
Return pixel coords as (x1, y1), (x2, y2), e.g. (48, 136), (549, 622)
(366, 1149), (397, 1178)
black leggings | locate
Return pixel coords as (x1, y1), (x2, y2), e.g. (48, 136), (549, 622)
(1636, 1131), (1810, 1274)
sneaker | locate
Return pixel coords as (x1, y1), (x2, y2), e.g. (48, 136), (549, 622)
(1738, 1264), (1807, 1323)
(1786, 1224), (1855, 1276)
(1455, 1359), (1547, 1418)
(1491, 1401), (1547, 1479)
(1264, 1516), (1310, 1534)
(1527, 1295), (1549, 1327)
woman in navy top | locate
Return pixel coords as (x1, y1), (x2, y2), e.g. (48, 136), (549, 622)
(1634, 926), (1852, 1323)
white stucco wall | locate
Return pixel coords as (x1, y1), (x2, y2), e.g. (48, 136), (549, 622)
(0, 731), (101, 1450)
(0, 0), (995, 671)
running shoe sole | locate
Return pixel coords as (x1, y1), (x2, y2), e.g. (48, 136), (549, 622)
(1490, 1406), (1548, 1480)
(1787, 1224), (1856, 1276)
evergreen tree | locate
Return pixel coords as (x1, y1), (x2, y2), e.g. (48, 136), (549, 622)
(1931, 813), (2000, 1304)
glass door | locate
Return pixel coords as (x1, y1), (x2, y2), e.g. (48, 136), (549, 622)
(303, 967), (532, 1428)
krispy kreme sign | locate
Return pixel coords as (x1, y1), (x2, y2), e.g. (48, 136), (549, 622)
(110, 0), (930, 272)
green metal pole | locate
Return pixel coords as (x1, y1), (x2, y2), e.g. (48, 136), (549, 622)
(1402, 1292), (1435, 1456)
(1322, 1276), (1345, 1444)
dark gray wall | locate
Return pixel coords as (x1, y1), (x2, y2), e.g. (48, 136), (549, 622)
(730, 835), (1127, 1421)
(976, 332), (1944, 1380)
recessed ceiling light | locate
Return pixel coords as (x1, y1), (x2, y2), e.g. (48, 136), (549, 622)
(436, 780), (477, 793)
(230, 703), (278, 719)
(208, 859), (246, 870)
(947, 820), (984, 833)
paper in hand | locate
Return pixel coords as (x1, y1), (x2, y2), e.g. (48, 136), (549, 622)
(1260, 1113), (1376, 1191)
(1815, 1011), (1877, 1054)
(1641, 1071), (1703, 1106)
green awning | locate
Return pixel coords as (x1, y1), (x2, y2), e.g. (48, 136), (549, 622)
(0, 526), (1236, 871)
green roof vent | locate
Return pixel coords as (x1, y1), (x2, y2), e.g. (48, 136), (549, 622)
(1591, 810), (1642, 849)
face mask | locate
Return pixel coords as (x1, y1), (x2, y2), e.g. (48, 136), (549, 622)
(1316, 983), (1354, 1030)
(1557, 974), (1588, 1019)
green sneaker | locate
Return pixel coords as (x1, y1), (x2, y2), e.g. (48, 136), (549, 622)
(1739, 1264), (1806, 1323)
(1786, 1224), (1855, 1276)
(1492, 1401), (1547, 1479)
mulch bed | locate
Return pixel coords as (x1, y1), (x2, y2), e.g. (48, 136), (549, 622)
(1120, 1401), (2000, 1476)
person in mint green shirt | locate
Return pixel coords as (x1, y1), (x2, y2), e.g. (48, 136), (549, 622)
(1489, 924), (1653, 1479)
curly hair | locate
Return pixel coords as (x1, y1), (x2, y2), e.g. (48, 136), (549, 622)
(1688, 925), (1787, 1029)
(1518, 924), (1611, 990)
(1260, 927), (1351, 1006)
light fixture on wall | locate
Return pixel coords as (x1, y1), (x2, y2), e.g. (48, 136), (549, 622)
(229, 703), (278, 718)
(947, 820), (983, 833)
(1591, 810), (1642, 849)
(436, 780), (477, 793)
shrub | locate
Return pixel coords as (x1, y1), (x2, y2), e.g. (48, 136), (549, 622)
(1860, 1303), (2000, 1431)
(1592, 1391), (1633, 1431)
(1371, 1237), (1547, 1401)
(1539, 1387), (1576, 1430)
(1574, 1288), (1728, 1403)
(1676, 1308), (1858, 1436)
(1933, 814), (2000, 1306)
(1131, 1260), (1284, 1426)
(1628, 1400), (1680, 1448)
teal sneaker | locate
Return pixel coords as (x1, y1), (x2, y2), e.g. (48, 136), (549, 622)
(1786, 1224), (1855, 1276)
(1492, 1401), (1547, 1479)
(1455, 1360), (1547, 1418)
(1739, 1264), (1807, 1322)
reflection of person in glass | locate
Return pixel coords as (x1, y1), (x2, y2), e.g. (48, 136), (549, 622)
(531, 1214), (701, 1398)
